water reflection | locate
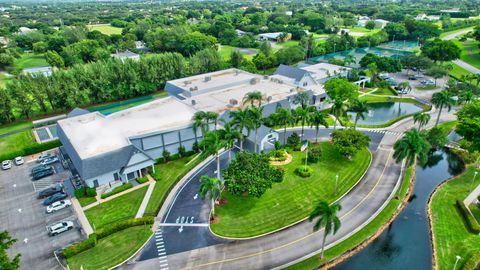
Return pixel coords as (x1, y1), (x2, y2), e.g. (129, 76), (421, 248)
(347, 102), (423, 125)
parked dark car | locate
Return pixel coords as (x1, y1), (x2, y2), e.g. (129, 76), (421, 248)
(31, 165), (52, 175)
(38, 184), (64, 199)
(43, 192), (67, 206)
(33, 168), (54, 180)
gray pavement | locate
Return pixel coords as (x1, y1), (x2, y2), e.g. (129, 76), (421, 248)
(441, 28), (480, 75)
(0, 158), (83, 270)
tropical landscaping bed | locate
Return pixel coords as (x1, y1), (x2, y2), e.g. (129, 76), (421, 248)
(210, 142), (371, 238)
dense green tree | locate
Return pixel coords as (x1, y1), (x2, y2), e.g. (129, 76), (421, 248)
(199, 176), (221, 218)
(400, 55), (433, 75)
(275, 46), (304, 65)
(383, 22), (408, 39)
(0, 230), (20, 270)
(425, 66), (448, 86)
(309, 201), (342, 259)
(393, 128), (430, 166)
(423, 127), (448, 149)
(45, 50), (65, 68)
(456, 101), (480, 151)
(229, 50), (243, 68)
(331, 129), (370, 158)
(421, 39), (461, 63)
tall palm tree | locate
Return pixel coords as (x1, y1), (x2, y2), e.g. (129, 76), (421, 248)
(199, 175), (221, 218)
(230, 108), (251, 150)
(431, 90), (455, 126)
(219, 121), (241, 162)
(243, 91), (264, 107)
(200, 131), (226, 180)
(459, 90), (475, 104)
(413, 112), (431, 131)
(295, 106), (309, 137)
(292, 91), (312, 109)
(275, 107), (292, 146)
(348, 99), (369, 129)
(206, 111), (219, 131)
(192, 111), (206, 144)
(309, 110), (329, 143)
(393, 128), (430, 167)
(344, 54), (356, 66)
(330, 100), (348, 130)
(309, 201), (342, 259)
(247, 106), (264, 153)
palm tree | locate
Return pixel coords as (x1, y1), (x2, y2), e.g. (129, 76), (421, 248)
(413, 112), (431, 131)
(206, 111), (219, 131)
(309, 110), (329, 143)
(295, 106), (309, 137)
(243, 91), (264, 107)
(459, 90), (475, 104)
(230, 108), (251, 150)
(219, 121), (241, 162)
(192, 111), (206, 144)
(330, 100), (348, 130)
(367, 63), (379, 84)
(344, 54), (356, 66)
(200, 131), (226, 180)
(292, 91), (312, 109)
(199, 175), (221, 219)
(275, 107), (293, 146)
(393, 128), (430, 167)
(309, 201), (342, 259)
(247, 106), (264, 153)
(348, 99), (369, 129)
(431, 90), (455, 126)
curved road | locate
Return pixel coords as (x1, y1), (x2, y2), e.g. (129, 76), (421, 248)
(441, 28), (480, 74)
(121, 109), (456, 270)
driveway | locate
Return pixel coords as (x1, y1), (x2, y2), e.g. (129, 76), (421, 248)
(0, 157), (83, 270)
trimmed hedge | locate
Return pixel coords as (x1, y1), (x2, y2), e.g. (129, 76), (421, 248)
(0, 139), (61, 161)
(137, 176), (149, 184)
(456, 200), (480, 234)
(100, 183), (133, 199)
(62, 217), (154, 258)
(463, 252), (480, 270)
(63, 234), (97, 258)
(74, 187), (97, 198)
(294, 165), (313, 178)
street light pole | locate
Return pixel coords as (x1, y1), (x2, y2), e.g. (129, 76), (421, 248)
(469, 171), (478, 193)
(334, 174), (339, 195)
(453, 255), (461, 270)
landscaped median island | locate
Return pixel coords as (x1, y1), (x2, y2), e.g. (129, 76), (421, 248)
(210, 142), (371, 238)
(431, 166), (480, 270)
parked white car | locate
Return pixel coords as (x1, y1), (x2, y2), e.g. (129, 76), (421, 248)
(1, 160), (12, 170)
(41, 156), (59, 166)
(47, 221), (74, 236)
(37, 153), (52, 163)
(14, 156), (24, 166)
(46, 199), (72, 213)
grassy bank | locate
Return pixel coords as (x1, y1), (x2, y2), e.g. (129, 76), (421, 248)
(211, 142), (371, 238)
(87, 24), (123, 35)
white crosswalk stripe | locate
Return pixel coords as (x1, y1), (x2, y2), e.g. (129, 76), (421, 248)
(155, 229), (170, 269)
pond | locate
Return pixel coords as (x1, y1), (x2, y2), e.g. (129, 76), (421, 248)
(347, 102), (423, 126)
(333, 149), (464, 270)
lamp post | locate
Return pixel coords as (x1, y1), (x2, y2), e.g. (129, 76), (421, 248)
(334, 174), (339, 195)
(469, 171), (478, 193)
(453, 255), (461, 270)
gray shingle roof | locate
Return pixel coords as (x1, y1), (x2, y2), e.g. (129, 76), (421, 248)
(80, 146), (134, 180)
(274, 64), (309, 82)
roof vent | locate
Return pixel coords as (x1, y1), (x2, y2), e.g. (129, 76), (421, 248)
(267, 96), (272, 102)
(229, 99), (238, 105)
(191, 99), (196, 105)
(250, 78), (259, 85)
(204, 76), (211, 82)
(290, 88), (295, 93)
(263, 75), (269, 79)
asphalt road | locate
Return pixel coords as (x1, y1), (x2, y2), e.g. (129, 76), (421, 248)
(441, 28), (480, 74)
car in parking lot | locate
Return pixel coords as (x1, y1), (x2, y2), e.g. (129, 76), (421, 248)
(47, 221), (74, 236)
(14, 157), (24, 166)
(1, 160), (12, 170)
(31, 165), (52, 175)
(40, 156), (59, 166)
(33, 168), (54, 180)
(46, 199), (72, 213)
(408, 75), (417, 80)
(43, 192), (68, 206)
(37, 153), (53, 163)
(38, 184), (64, 199)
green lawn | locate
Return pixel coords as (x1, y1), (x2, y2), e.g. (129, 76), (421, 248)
(439, 26), (475, 39)
(347, 27), (381, 36)
(144, 154), (204, 216)
(218, 45), (257, 61)
(211, 142), (371, 238)
(87, 24), (123, 35)
(285, 165), (414, 270)
(469, 203), (480, 223)
(436, 121), (457, 134)
(371, 87), (397, 96)
(448, 62), (476, 82)
(453, 39), (480, 70)
(431, 167), (480, 270)
(78, 197), (97, 207)
(14, 53), (48, 70)
(0, 121), (32, 136)
(0, 130), (37, 159)
(280, 40), (300, 48)
(85, 187), (148, 229)
(417, 85), (440, 90)
(67, 225), (152, 270)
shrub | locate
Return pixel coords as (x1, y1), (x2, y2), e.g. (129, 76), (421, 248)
(456, 200), (480, 234)
(100, 183), (133, 199)
(96, 217), (154, 239)
(295, 165), (313, 178)
(307, 147), (322, 163)
(63, 234), (97, 258)
(137, 176), (149, 184)
(162, 150), (170, 163)
(192, 141), (200, 153)
(274, 140), (281, 150)
(178, 146), (186, 157)
(74, 187), (97, 198)
(269, 149), (287, 162)
(170, 153), (180, 161)
(287, 132), (301, 147)
(151, 170), (161, 181)
(0, 139), (62, 161)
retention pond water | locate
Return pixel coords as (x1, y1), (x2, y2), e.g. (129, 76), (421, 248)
(347, 102), (423, 126)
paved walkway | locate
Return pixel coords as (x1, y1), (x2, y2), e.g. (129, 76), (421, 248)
(441, 28), (480, 75)
(71, 197), (94, 236)
(135, 175), (156, 218)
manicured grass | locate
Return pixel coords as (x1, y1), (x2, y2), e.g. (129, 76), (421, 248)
(144, 154), (204, 216)
(280, 40), (300, 47)
(78, 197), (97, 207)
(211, 142), (371, 238)
(371, 87), (397, 96)
(67, 225), (152, 270)
(431, 167), (480, 270)
(14, 53), (48, 70)
(417, 85), (439, 90)
(439, 26), (475, 39)
(436, 121), (457, 134)
(347, 27), (381, 36)
(218, 45), (257, 61)
(85, 186), (148, 229)
(448, 62), (477, 83)
(285, 165), (414, 270)
(0, 121), (32, 135)
(469, 203), (480, 223)
(453, 39), (480, 69)
(87, 24), (123, 35)
(0, 130), (37, 159)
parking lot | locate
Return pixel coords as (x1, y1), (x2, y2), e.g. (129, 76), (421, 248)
(0, 153), (84, 270)
(387, 70), (448, 94)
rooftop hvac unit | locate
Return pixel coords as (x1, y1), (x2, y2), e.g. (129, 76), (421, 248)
(191, 99), (196, 105)
(204, 76), (211, 82)
(235, 70), (240, 75)
(267, 96), (272, 102)
(229, 99), (238, 105)
(263, 75), (269, 79)
(290, 88), (295, 93)
(250, 78), (258, 85)
(183, 80), (191, 86)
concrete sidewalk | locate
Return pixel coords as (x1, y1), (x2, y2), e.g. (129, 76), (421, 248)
(71, 197), (94, 236)
(135, 175), (156, 218)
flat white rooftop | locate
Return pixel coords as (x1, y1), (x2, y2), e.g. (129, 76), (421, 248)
(301, 63), (350, 82)
(58, 97), (196, 159)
